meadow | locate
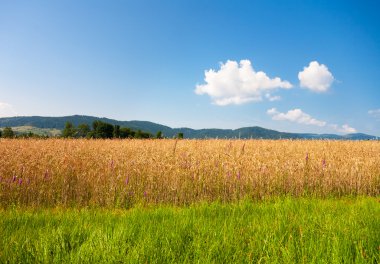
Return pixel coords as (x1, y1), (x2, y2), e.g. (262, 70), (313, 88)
(0, 139), (379, 263)
(1, 198), (379, 263)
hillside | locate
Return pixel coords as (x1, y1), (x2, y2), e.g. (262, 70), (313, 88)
(10, 126), (62, 137)
(0, 115), (377, 140)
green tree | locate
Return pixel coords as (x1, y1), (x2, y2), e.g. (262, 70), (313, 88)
(2, 127), (15, 138)
(27, 131), (36, 138)
(141, 131), (152, 139)
(91, 120), (114, 139)
(77, 123), (90, 138)
(113, 125), (121, 138)
(0, 129), (2, 137)
(120, 127), (133, 138)
(18, 131), (37, 138)
(176, 132), (184, 139)
(135, 130), (151, 139)
(156, 131), (163, 139)
(135, 130), (143, 139)
(86, 131), (95, 139)
(62, 122), (76, 138)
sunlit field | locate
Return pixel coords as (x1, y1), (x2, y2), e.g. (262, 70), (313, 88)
(1, 139), (379, 207)
(0, 139), (379, 263)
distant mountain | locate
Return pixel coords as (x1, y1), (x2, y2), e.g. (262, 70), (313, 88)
(342, 133), (378, 140)
(0, 115), (377, 140)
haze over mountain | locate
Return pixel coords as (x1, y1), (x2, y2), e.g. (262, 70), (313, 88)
(0, 115), (377, 140)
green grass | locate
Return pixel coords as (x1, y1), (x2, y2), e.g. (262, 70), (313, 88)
(0, 197), (379, 263)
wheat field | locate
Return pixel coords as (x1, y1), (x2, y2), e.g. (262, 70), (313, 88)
(0, 139), (379, 208)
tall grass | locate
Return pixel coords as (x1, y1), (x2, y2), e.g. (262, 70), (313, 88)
(0, 139), (379, 208)
(0, 197), (379, 263)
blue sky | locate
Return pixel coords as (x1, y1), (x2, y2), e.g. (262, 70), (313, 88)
(1, 0), (379, 135)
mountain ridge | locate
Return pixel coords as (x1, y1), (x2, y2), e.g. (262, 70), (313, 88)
(0, 115), (377, 140)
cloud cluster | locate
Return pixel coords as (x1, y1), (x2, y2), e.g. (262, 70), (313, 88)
(298, 61), (334, 92)
(368, 109), (380, 118)
(265, 93), (281, 102)
(195, 60), (335, 106)
(267, 108), (326, 127)
(195, 59), (360, 133)
(195, 60), (292, 106)
(329, 124), (357, 134)
(0, 102), (17, 117)
(267, 108), (356, 133)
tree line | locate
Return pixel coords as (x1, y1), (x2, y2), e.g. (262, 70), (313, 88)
(0, 120), (184, 139)
(0, 127), (16, 138)
(62, 120), (155, 139)
(0, 127), (50, 139)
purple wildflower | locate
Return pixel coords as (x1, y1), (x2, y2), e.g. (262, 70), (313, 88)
(12, 175), (17, 182)
(44, 170), (49, 180)
(18, 178), (22, 185)
(305, 153), (309, 163)
(237, 171), (241, 180)
(322, 159), (326, 169)
(125, 176), (129, 185)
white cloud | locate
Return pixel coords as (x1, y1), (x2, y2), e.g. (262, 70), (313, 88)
(195, 60), (292, 106)
(0, 102), (17, 117)
(267, 108), (326, 127)
(267, 108), (278, 115)
(298, 61), (334, 92)
(368, 109), (380, 118)
(211, 96), (260, 106)
(329, 124), (357, 133)
(340, 124), (357, 133)
(265, 93), (281, 102)
(267, 108), (357, 133)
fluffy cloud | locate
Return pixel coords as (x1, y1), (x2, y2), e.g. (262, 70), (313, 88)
(329, 124), (357, 133)
(265, 93), (281, 102)
(195, 60), (292, 106)
(298, 61), (334, 92)
(267, 108), (357, 133)
(368, 109), (380, 118)
(267, 108), (326, 127)
(0, 102), (17, 117)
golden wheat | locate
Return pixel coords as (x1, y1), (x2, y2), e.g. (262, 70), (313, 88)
(0, 139), (379, 208)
